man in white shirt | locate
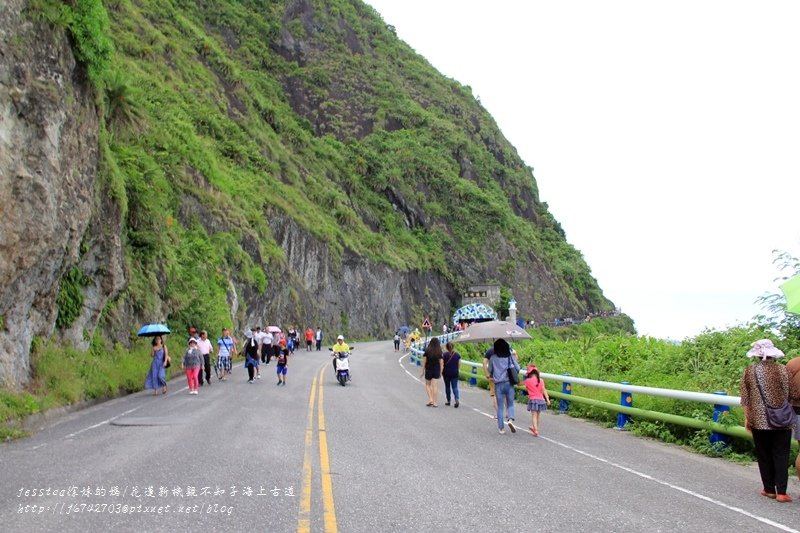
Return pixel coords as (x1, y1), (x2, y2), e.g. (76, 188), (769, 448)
(260, 328), (273, 364)
(197, 330), (213, 385)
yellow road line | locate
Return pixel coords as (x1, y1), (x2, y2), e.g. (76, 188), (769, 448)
(296, 373), (318, 533)
(317, 366), (338, 533)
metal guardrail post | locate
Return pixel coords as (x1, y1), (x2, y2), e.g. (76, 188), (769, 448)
(469, 366), (477, 387)
(710, 391), (730, 447)
(616, 381), (632, 429)
(559, 374), (571, 413)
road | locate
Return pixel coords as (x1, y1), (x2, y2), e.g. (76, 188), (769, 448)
(1, 340), (798, 532)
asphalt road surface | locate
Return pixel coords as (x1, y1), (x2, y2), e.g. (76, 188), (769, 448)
(2, 340), (798, 532)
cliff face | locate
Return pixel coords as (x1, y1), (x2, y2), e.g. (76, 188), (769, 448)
(255, 216), (457, 335)
(0, 0), (615, 388)
(0, 1), (123, 386)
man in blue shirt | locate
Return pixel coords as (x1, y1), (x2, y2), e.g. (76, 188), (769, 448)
(217, 328), (237, 381)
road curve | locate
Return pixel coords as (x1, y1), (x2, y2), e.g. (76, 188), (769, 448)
(1, 340), (798, 532)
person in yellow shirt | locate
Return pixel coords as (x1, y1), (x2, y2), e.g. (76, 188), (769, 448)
(332, 335), (350, 374)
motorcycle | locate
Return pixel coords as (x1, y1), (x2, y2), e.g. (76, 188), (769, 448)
(329, 347), (353, 386)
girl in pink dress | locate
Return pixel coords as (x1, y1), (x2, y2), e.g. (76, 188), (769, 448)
(524, 365), (551, 436)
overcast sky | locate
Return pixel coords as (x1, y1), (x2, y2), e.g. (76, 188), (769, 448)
(364, 0), (800, 340)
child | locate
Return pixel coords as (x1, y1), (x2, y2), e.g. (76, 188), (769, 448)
(276, 345), (289, 385)
(524, 364), (550, 436)
(182, 338), (203, 395)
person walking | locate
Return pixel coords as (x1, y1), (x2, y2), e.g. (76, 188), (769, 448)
(182, 337), (203, 395)
(488, 339), (520, 434)
(483, 347), (497, 416)
(276, 344), (290, 385)
(261, 329), (273, 364)
(740, 339), (794, 502)
(786, 355), (800, 481)
(305, 327), (314, 351)
(420, 337), (444, 407)
(442, 342), (461, 407)
(253, 326), (267, 364)
(244, 331), (261, 383)
(187, 326), (200, 343)
(271, 330), (282, 363)
(217, 328), (237, 381)
(197, 330), (213, 386)
(145, 335), (168, 395)
(524, 365), (550, 436)
(393, 331), (401, 352)
(316, 327), (323, 351)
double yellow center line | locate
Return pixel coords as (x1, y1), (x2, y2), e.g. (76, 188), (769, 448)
(297, 366), (338, 533)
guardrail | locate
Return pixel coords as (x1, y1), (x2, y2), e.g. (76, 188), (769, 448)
(407, 333), (748, 443)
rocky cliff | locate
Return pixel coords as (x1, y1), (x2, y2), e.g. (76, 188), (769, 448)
(1, 1), (81, 384)
(0, 0), (615, 388)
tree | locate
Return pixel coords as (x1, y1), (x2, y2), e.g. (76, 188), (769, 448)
(495, 286), (512, 320)
(755, 249), (800, 348)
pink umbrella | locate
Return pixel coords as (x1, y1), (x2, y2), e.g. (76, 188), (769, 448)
(268, 326), (282, 333)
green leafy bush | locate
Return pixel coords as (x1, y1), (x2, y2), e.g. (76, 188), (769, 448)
(55, 267), (91, 329)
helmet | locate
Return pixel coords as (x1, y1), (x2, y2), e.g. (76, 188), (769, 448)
(337, 335), (344, 341)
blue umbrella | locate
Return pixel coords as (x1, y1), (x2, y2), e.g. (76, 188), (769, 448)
(398, 326), (411, 335)
(137, 323), (171, 337)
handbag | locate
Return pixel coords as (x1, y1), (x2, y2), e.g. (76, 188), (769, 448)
(753, 366), (794, 429)
(164, 352), (171, 369)
(507, 357), (520, 385)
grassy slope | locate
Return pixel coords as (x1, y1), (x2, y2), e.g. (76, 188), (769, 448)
(98, 0), (612, 336)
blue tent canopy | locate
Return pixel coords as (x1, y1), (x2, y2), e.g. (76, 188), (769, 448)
(452, 303), (498, 324)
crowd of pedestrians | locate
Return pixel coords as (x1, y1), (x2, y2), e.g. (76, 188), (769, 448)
(144, 324), (327, 393)
(146, 320), (799, 503)
(411, 332), (799, 503)
(412, 333), (554, 437)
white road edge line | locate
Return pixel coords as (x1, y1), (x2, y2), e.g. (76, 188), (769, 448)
(398, 352), (422, 383)
(541, 435), (799, 533)
(64, 405), (147, 439)
(399, 352), (797, 533)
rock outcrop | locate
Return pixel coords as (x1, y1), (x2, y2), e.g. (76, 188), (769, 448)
(236, 216), (457, 335)
(0, 1), (103, 386)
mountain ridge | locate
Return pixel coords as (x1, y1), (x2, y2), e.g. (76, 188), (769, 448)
(0, 0), (622, 386)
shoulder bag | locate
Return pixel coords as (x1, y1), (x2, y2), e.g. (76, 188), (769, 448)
(754, 366), (794, 429)
(507, 356), (520, 385)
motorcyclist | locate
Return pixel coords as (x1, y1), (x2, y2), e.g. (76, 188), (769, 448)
(332, 335), (350, 374)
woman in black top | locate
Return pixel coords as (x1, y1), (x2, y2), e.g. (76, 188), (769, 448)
(420, 337), (444, 407)
(244, 332), (260, 383)
(442, 342), (461, 407)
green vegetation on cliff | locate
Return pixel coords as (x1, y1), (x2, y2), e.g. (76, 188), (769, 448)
(31, 0), (612, 337)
